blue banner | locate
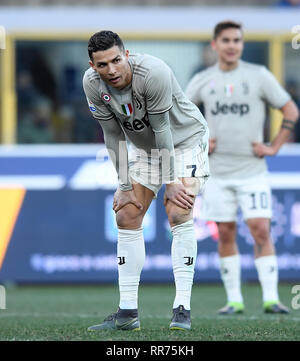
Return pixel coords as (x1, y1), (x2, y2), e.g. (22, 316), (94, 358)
(0, 145), (300, 283)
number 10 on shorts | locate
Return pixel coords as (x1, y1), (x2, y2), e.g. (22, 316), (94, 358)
(249, 192), (269, 210)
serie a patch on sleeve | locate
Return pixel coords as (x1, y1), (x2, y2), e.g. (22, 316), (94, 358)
(88, 99), (96, 112)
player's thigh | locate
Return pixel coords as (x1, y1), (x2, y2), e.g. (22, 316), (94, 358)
(165, 177), (204, 226)
(238, 176), (272, 221)
(201, 177), (238, 222)
(132, 182), (155, 208)
(116, 182), (154, 229)
(247, 217), (271, 242)
(166, 138), (209, 225)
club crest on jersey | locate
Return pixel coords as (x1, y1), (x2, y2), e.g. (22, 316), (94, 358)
(133, 91), (143, 110)
(101, 93), (111, 102)
(121, 103), (133, 116)
(224, 84), (234, 97)
(88, 99), (96, 112)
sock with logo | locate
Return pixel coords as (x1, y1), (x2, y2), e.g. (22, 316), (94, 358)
(117, 228), (145, 310)
(254, 255), (279, 303)
(171, 220), (197, 310)
(219, 255), (244, 303)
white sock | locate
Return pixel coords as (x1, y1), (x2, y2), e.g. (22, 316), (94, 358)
(219, 255), (243, 303)
(117, 228), (145, 310)
(254, 255), (279, 303)
(171, 220), (197, 310)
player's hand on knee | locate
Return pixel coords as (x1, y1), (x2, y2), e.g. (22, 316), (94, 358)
(113, 189), (143, 213)
(165, 182), (194, 210)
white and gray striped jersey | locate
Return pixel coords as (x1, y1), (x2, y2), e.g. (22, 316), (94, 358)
(185, 60), (290, 178)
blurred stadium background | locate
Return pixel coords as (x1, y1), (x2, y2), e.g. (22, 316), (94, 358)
(0, 0), (300, 286)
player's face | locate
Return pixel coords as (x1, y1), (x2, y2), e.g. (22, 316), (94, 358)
(89, 45), (132, 90)
(212, 28), (243, 67)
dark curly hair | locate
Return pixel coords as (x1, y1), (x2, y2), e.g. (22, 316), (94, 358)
(88, 30), (125, 61)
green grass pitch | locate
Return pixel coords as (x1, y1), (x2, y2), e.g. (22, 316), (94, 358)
(0, 283), (299, 341)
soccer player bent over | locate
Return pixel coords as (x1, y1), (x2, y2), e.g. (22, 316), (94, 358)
(186, 21), (298, 315)
(83, 31), (209, 330)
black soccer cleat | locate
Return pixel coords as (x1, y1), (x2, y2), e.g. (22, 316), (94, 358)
(264, 302), (289, 314)
(88, 308), (141, 331)
(169, 305), (191, 331)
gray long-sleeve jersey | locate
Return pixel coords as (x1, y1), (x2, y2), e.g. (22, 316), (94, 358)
(83, 53), (208, 189)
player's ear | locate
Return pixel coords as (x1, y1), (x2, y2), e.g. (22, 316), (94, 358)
(89, 60), (96, 71)
(125, 49), (129, 59)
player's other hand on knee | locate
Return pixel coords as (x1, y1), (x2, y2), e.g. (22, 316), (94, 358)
(252, 142), (276, 158)
(209, 138), (216, 154)
(113, 189), (143, 213)
(165, 182), (194, 210)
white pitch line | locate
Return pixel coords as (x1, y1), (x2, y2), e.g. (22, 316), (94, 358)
(0, 313), (300, 322)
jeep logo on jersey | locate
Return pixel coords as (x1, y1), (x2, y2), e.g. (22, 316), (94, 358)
(211, 101), (249, 116)
(122, 114), (150, 132)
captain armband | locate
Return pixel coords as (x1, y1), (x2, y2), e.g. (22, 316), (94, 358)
(281, 119), (295, 132)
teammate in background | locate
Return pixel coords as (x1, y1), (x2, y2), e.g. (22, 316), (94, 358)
(186, 21), (299, 314)
(83, 31), (209, 330)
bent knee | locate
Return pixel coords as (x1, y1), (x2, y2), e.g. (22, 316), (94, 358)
(181, 177), (201, 196)
(250, 223), (270, 243)
(218, 222), (236, 243)
(116, 206), (144, 229)
(166, 204), (193, 227)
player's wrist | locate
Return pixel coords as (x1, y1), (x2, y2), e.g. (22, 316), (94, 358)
(119, 182), (133, 192)
(166, 178), (181, 186)
(269, 144), (279, 156)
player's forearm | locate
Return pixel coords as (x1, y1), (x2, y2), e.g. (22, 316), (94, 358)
(281, 99), (299, 123)
(102, 126), (132, 191)
(148, 112), (176, 183)
(270, 127), (295, 154)
(271, 100), (299, 153)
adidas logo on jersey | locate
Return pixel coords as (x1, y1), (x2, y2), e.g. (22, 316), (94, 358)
(211, 101), (249, 116)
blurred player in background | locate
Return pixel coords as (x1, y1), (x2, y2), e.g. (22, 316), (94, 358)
(186, 21), (299, 314)
(83, 31), (209, 330)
